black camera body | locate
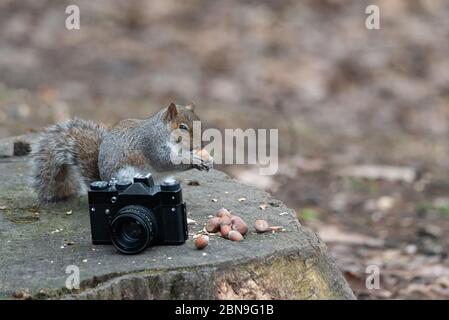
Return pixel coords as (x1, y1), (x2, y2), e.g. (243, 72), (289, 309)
(88, 174), (188, 254)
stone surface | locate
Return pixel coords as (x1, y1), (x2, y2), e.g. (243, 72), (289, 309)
(0, 135), (354, 300)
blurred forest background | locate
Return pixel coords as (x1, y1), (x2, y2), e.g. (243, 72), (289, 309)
(1, 0), (449, 299)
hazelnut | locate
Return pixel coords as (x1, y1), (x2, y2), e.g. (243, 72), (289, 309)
(220, 215), (232, 226)
(194, 235), (209, 250)
(228, 230), (243, 242)
(231, 215), (248, 235)
(254, 219), (269, 233)
(216, 208), (232, 218)
(205, 217), (221, 233)
(220, 224), (232, 238)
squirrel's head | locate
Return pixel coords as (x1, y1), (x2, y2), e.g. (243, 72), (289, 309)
(162, 102), (213, 171)
(163, 102), (201, 150)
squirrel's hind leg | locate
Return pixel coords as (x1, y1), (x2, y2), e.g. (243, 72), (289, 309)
(34, 163), (84, 203)
(33, 145), (87, 204)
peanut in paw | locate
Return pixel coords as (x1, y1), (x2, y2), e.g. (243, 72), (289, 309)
(195, 149), (210, 161)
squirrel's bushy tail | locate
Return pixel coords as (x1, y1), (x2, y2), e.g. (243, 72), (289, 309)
(33, 118), (107, 203)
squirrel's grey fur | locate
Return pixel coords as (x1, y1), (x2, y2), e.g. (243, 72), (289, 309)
(33, 118), (107, 203)
(33, 104), (209, 204)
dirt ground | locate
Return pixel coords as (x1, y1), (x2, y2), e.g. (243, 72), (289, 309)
(1, 0), (449, 299)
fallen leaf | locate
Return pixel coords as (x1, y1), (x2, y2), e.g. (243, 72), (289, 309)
(316, 225), (384, 247)
(337, 165), (417, 183)
(376, 196), (395, 211)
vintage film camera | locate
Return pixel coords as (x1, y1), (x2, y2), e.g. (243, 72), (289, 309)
(88, 174), (188, 254)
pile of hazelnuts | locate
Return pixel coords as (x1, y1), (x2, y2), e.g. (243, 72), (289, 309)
(194, 208), (271, 250)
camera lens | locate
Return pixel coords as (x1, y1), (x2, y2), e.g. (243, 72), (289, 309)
(110, 206), (157, 254)
(121, 220), (143, 241)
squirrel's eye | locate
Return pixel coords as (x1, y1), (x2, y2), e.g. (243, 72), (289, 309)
(179, 124), (189, 131)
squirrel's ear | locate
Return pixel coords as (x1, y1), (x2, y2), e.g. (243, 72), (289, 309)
(186, 102), (195, 111)
(165, 103), (178, 121)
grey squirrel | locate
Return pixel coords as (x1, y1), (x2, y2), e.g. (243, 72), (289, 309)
(33, 103), (213, 204)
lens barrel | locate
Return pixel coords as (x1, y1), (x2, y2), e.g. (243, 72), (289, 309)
(110, 206), (156, 254)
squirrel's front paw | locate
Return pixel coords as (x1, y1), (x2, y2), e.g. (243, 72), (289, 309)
(192, 149), (213, 171)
